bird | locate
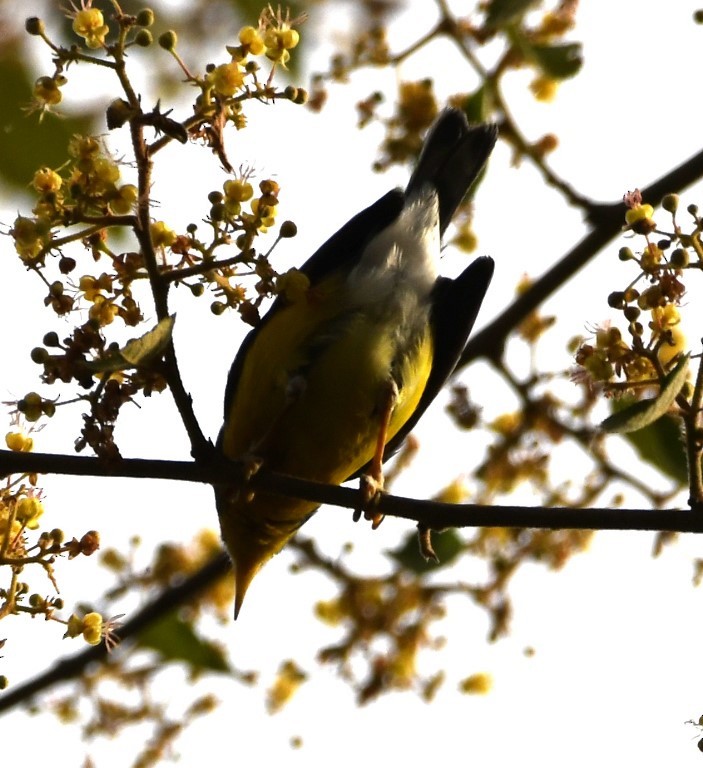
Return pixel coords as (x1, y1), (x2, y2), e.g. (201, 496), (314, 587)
(216, 108), (497, 618)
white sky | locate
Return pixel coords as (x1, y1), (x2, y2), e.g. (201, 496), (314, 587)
(3, 1), (703, 766)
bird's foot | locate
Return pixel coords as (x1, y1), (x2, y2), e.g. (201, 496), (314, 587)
(353, 473), (385, 528)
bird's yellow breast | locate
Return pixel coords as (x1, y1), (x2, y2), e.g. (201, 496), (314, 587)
(221, 271), (434, 488)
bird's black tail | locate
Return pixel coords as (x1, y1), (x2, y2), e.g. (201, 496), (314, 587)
(405, 109), (498, 236)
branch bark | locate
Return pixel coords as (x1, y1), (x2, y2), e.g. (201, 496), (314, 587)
(0, 449), (699, 532)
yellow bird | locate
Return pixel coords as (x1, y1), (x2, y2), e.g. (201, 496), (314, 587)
(216, 109), (497, 617)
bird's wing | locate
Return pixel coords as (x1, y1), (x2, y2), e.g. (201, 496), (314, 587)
(350, 255), (494, 475)
(220, 189), (405, 429)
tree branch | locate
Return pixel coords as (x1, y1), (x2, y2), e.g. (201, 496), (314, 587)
(0, 552), (231, 716)
(459, 144), (703, 368)
(0, 449), (699, 531)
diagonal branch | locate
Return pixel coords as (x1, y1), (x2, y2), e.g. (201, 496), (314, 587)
(459, 144), (703, 368)
(0, 552), (231, 716)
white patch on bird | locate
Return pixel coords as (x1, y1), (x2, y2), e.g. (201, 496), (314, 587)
(347, 186), (440, 316)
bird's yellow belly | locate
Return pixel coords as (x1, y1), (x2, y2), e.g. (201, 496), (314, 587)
(259, 311), (433, 485)
(221, 284), (434, 495)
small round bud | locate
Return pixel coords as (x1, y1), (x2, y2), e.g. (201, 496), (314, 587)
(694, 9), (703, 24)
(190, 283), (205, 297)
(259, 179), (280, 196)
(208, 190), (223, 204)
(279, 220), (297, 238)
(210, 202), (226, 221)
(670, 248), (689, 268)
(136, 8), (155, 26)
(50, 527), (65, 544)
(661, 193), (679, 213)
(59, 256), (77, 274)
(687, 203), (698, 216)
(618, 247), (634, 261)
(607, 291), (625, 309)
(158, 30), (177, 51)
(42, 401), (56, 418)
(211, 300), (227, 315)
(134, 29), (152, 47)
(623, 306), (640, 322)
(18, 392), (43, 422)
(284, 85), (298, 101)
(49, 280), (64, 297)
(30, 347), (49, 364)
(293, 88), (308, 105)
(54, 598), (64, 609)
(43, 331), (60, 347)
(186, 223), (197, 233)
(0, 676), (8, 690)
(25, 17), (45, 35)
(29, 593), (43, 607)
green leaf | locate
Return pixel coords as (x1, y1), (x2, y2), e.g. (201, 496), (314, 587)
(121, 315), (176, 365)
(622, 410), (688, 485)
(387, 529), (464, 575)
(530, 43), (583, 80)
(136, 611), (230, 674)
(485, 0), (540, 28)
(81, 315), (175, 374)
(601, 354), (689, 434)
(462, 85), (491, 124)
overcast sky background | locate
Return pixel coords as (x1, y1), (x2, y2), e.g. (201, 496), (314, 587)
(3, 1), (703, 765)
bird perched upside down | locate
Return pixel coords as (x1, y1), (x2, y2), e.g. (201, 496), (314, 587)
(216, 109), (497, 617)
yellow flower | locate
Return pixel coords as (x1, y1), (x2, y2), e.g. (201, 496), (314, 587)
(150, 221), (177, 248)
(16, 496), (44, 529)
(641, 243), (663, 271)
(110, 184), (138, 214)
(33, 167), (63, 194)
(267, 660), (307, 714)
(263, 28), (299, 67)
(11, 215), (50, 261)
(224, 178), (254, 203)
(82, 612), (104, 645)
(625, 203), (654, 225)
(88, 296), (120, 325)
(5, 431), (34, 452)
(239, 25), (266, 56)
(459, 672), (493, 695)
(251, 197), (277, 228)
(275, 268), (310, 303)
(530, 75), (558, 102)
(72, 3), (109, 49)
(33, 76), (63, 106)
(223, 178), (254, 215)
(209, 62), (245, 97)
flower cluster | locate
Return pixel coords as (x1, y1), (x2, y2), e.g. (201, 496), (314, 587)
(11, 137), (137, 267)
(574, 191), (691, 392)
(1, 428), (103, 653)
(164, 5), (306, 120)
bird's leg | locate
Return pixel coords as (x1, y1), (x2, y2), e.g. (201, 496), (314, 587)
(355, 379), (399, 529)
